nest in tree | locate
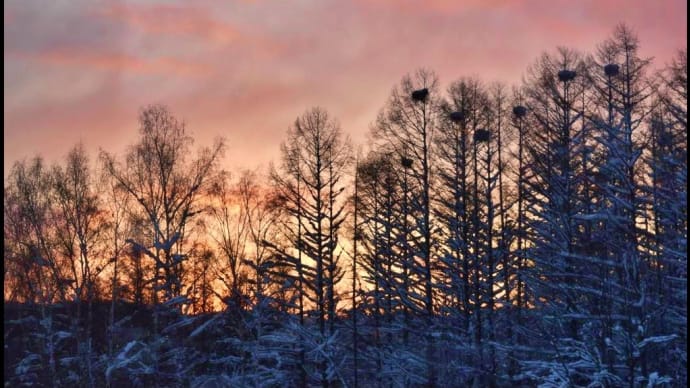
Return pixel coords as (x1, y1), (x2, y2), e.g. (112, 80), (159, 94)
(401, 157), (414, 168)
(604, 63), (620, 77)
(658, 131), (674, 147)
(411, 88), (429, 102)
(474, 129), (490, 143)
(449, 111), (465, 123)
(557, 69), (577, 82)
(512, 105), (527, 117)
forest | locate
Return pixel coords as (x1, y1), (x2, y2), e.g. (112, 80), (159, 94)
(3, 25), (687, 387)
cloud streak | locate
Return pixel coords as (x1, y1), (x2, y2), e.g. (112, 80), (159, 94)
(8, 49), (210, 76)
(95, 4), (243, 45)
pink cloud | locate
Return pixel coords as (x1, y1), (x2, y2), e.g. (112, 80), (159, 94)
(356, 0), (514, 13)
(96, 4), (243, 45)
(9, 49), (209, 76)
(4, 0), (686, 179)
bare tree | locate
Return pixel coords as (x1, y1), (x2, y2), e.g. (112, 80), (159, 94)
(4, 157), (65, 386)
(101, 104), (225, 311)
(207, 170), (250, 310)
(99, 168), (132, 360)
(50, 143), (109, 388)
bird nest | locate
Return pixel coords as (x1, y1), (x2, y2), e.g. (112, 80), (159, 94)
(557, 69), (577, 82)
(512, 106), (527, 118)
(411, 88), (429, 102)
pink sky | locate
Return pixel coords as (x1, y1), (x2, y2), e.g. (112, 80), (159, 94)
(4, 0), (687, 178)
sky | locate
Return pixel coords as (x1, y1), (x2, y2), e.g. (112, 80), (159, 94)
(4, 0), (687, 178)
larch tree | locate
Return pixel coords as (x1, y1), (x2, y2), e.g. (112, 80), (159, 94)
(433, 77), (492, 386)
(587, 25), (681, 385)
(520, 46), (601, 385)
(372, 68), (440, 387)
(268, 107), (351, 387)
(646, 49), (687, 384)
(354, 149), (400, 385)
(433, 78), (480, 337)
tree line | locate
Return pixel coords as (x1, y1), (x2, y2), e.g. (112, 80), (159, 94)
(4, 24), (686, 387)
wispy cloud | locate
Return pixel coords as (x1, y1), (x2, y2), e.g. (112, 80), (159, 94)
(95, 4), (243, 45)
(9, 49), (209, 76)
